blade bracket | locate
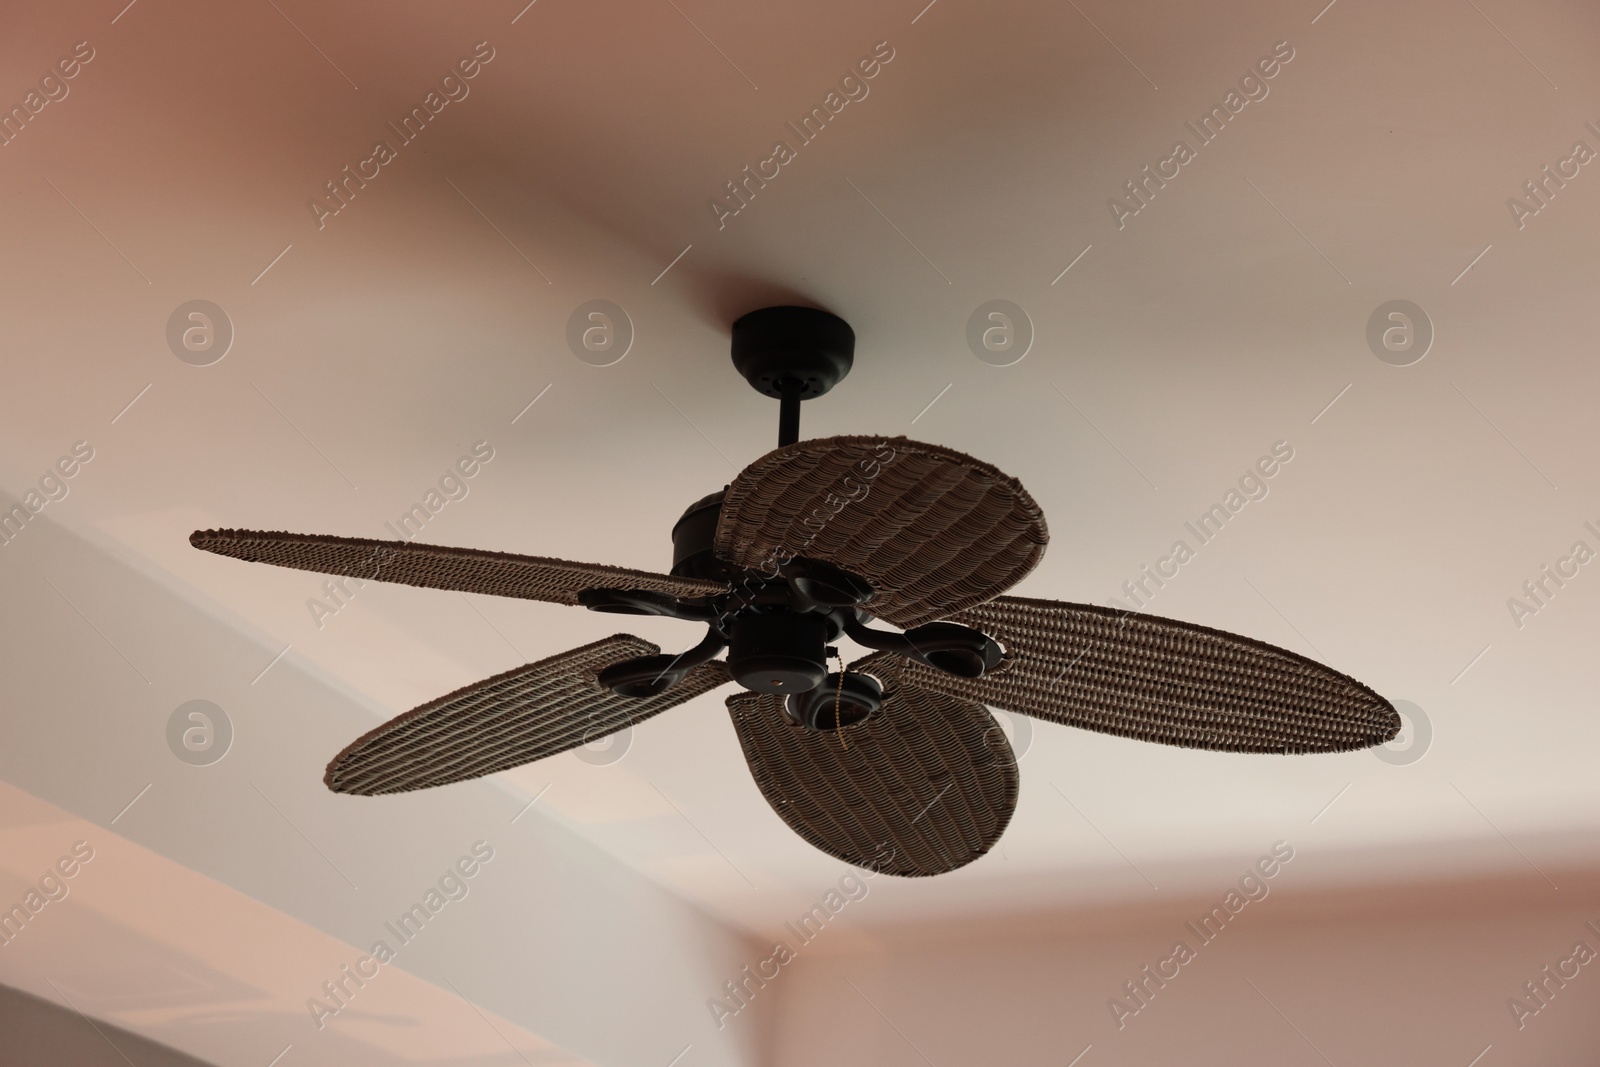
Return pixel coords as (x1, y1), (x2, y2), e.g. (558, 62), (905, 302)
(844, 616), (1003, 679)
(597, 625), (727, 698)
(579, 587), (718, 622)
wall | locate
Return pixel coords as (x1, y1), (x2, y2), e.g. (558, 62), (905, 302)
(759, 865), (1600, 1066)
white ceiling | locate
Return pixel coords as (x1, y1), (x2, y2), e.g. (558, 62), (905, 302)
(3, 0), (1600, 1060)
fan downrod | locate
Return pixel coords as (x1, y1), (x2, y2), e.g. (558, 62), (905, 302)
(731, 306), (855, 447)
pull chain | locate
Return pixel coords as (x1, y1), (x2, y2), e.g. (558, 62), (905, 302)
(833, 652), (848, 749)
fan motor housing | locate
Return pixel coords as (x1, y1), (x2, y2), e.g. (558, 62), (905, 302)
(670, 489), (731, 581)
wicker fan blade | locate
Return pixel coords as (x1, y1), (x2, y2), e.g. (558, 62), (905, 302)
(881, 597), (1399, 754)
(191, 529), (725, 604)
(726, 670), (1018, 877)
(326, 635), (730, 795)
(713, 436), (1047, 628)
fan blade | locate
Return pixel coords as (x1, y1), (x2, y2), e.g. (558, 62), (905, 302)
(726, 673), (1018, 877)
(713, 436), (1047, 628)
(191, 529), (725, 604)
(326, 635), (730, 795)
(876, 596), (1399, 754)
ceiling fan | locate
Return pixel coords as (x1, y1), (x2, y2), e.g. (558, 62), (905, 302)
(191, 306), (1398, 878)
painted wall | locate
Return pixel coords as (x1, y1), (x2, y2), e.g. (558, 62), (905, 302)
(758, 866), (1600, 1066)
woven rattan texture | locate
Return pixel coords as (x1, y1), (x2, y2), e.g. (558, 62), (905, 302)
(727, 670), (1018, 877)
(326, 635), (730, 795)
(712, 436), (1048, 627)
(192, 529), (725, 604)
(896, 596), (1399, 754)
